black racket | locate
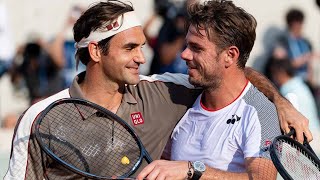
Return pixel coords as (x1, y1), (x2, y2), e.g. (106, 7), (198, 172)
(269, 128), (320, 180)
(34, 98), (152, 179)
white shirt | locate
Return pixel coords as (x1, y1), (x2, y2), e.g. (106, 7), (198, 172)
(171, 82), (281, 172)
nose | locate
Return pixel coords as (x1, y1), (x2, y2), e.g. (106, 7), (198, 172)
(181, 48), (192, 62)
(134, 49), (146, 64)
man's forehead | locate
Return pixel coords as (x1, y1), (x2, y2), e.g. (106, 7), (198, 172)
(188, 25), (207, 37)
(187, 25), (208, 42)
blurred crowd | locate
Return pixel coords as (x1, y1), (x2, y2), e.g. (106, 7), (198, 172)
(0, 0), (320, 141)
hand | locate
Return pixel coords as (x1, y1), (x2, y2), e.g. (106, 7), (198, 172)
(137, 160), (189, 180)
(275, 97), (313, 143)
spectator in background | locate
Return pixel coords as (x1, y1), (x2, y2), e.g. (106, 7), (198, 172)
(277, 8), (316, 90)
(269, 48), (320, 157)
(10, 33), (65, 104)
(146, 0), (188, 74)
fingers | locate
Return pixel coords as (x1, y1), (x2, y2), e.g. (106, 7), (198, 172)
(145, 168), (161, 180)
(137, 161), (157, 180)
(277, 99), (313, 143)
(294, 127), (304, 143)
(304, 128), (313, 142)
(295, 117), (312, 143)
(288, 117), (313, 143)
(280, 121), (290, 135)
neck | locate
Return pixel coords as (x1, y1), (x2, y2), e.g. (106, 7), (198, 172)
(80, 69), (124, 114)
(201, 72), (247, 111)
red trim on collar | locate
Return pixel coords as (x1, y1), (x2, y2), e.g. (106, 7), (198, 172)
(200, 80), (249, 112)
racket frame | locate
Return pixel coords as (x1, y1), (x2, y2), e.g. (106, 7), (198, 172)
(270, 133), (320, 180)
(34, 98), (152, 179)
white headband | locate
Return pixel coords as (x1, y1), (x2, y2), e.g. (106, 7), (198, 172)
(75, 11), (141, 49)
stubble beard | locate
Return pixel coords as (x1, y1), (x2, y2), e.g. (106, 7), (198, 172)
(188, 74), (221, 91)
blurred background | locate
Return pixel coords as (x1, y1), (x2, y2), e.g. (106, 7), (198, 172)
(1, 0), (320, 178)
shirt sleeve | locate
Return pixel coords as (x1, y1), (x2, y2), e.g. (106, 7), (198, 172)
(4, 112), (46, 180)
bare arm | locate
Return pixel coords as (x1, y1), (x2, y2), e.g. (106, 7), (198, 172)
(136, 158), (276, 180)
(200, 158), (277, 180)
(45, 30), (66, 69)
(244, 67), (312, 142)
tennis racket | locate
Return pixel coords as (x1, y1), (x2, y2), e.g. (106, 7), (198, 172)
(269, 128), (320, 180)
(34, 98), (152, 179)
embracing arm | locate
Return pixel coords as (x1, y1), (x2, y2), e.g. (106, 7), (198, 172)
(244, 67), (312, 142)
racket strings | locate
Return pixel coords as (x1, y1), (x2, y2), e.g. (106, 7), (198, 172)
(245, 151), (279, 180)
(275, 139), (320, 179)
(38, 102), (142, 178)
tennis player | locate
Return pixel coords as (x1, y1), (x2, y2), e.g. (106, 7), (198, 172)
(5, 0), (311, 179)
(137, 1), (295, 179)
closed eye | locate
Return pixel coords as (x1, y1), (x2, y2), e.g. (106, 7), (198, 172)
(123, 42), (146, 51)
(186, 42), (203, 53)
(124, 43), (138, 50)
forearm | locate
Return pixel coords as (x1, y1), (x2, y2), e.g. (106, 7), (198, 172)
(47, 31), (66, 69)
(201, 158), (277, 180)
(244, 66), (292, 116)
(200, 167), (248, 180)
(244, 67), (282, 103)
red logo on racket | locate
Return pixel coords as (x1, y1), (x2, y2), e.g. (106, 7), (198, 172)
(131, 112), (144, 126)
(265, 140), (272, 146)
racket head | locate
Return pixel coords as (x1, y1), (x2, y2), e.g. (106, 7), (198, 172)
(34, 98), (152, 179)
(270, 132), (320, 180)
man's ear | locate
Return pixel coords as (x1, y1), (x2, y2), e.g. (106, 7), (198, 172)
(88, 42), (101, 63)
(224, 46), (240, 68)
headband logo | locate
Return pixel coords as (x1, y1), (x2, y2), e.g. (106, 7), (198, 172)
(106, 21), (120, 31)
(75, 11), (141, 49)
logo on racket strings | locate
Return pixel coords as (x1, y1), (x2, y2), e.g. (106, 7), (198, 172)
(81, 144), (101, 157)
(54, 126), (68, 142)
(105, 138), (125, 153)
(131, 112), (144, 126)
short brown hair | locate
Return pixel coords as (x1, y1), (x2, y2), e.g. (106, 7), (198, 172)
(187, 0), (257, 68)
(73, 0), (134, 67)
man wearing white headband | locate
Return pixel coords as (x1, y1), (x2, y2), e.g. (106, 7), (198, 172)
(5, 0), (312, 179)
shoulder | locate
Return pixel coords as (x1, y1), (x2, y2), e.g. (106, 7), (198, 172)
(14, 89), (70, 136)
(139, 73), (196, 89)
(241, 84), (281, 132)
(27, 89), (70, 115)
(243, 84), (276, 109)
